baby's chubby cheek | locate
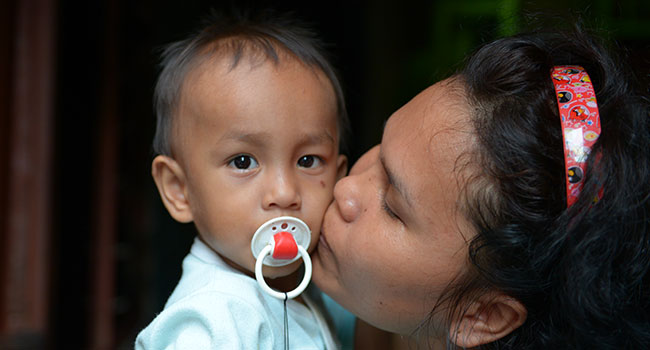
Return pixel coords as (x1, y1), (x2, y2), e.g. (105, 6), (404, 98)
(308, 228), (321, 253)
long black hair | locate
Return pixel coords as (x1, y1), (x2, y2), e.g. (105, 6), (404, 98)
(444, 25), (650, 349)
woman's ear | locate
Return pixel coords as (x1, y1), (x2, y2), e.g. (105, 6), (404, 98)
(449, 292), (527, 348)
(336, 154), (348, 180)
(151, 155), (194, 223)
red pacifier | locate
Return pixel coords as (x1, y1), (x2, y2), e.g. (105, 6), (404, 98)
(250, 216), (312, 299)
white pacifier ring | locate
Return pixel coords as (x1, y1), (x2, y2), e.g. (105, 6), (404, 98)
(255, 244), (312, 299)
(251, 216), (312, 299)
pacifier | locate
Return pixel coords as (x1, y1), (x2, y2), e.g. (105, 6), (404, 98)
(250, 216), (312, 299)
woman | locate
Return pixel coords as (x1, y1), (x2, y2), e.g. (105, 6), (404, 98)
(312, 26), (650, 349)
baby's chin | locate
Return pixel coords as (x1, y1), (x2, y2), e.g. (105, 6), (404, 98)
(220, 253), (303, 284)
(256, 259), (310, 293)
(258, 258), (304, 280)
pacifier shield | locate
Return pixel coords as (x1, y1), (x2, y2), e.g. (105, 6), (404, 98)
(250, 216), (311, 267)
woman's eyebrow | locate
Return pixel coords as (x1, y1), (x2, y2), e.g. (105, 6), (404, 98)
(379, 152), (413, 208)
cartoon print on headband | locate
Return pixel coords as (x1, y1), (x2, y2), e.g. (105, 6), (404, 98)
(557, 91), (572, 103)
(569, 105), (590, 121)
(551, 66), (602, 207)
(567, 166), (583, 184)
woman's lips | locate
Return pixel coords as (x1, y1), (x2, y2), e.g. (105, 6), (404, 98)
(317, 228), (332, 255)
(317, 201), (337, 259)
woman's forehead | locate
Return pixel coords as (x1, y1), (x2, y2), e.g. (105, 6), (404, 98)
(384, 78), (471, 158)
(382, 78), (473, 218)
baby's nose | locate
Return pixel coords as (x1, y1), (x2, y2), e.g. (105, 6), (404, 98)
(263, 172), (301, 210)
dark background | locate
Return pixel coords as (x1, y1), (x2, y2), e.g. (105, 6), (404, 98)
(1, 0), (649, 349)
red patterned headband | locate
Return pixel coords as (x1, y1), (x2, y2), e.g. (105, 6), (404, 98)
(551, 66), (602, 207)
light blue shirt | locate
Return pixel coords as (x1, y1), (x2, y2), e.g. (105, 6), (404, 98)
(135, 238), (338, 349)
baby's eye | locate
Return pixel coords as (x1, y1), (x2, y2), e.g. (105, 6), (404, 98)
(228, 155), (259, 170)
(297, 155), (322, 169)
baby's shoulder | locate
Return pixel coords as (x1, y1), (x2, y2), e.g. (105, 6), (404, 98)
(170, 255), (262, 306)
(170, 286), (269, 319)
(178, 269), (263, 305)
(135, 288), (275, 350)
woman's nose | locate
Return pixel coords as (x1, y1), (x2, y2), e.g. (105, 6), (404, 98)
(333, 176), (360, 223)
(262, 170), (301, 210)
(334, 145), (379, 222)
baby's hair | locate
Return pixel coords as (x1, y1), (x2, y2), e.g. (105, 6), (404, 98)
(427, 25), (650, 349)
(152, 8), (350, 157)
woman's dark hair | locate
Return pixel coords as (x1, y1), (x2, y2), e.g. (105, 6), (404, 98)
(442, 26), (650, 349)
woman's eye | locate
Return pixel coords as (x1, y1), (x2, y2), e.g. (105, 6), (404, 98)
(228, 155), (259, 170)
(297, 155), (322, 168)
(382, 200), (400, 221)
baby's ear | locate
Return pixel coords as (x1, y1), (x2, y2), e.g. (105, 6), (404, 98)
(449, 292), (527, 348)
(151, 155), (193, 223)
(336, 154), (348, 180)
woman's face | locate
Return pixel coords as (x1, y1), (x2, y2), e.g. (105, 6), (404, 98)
(312, 78), (476, 335)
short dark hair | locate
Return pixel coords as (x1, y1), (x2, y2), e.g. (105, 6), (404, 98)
(435, 26), (650, 349)
(152, 9), (350, 156)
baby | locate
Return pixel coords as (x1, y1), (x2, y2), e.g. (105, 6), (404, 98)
(135, 10), (348, 349)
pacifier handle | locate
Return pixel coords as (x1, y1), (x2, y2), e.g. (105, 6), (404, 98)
(272, 231), (299, 260)
(254, 233), (312, 300)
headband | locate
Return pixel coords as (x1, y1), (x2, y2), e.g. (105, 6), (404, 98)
(551, 66), (602, 207)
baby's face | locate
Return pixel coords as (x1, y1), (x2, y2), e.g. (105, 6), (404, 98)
(173, 56), (345, 279)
